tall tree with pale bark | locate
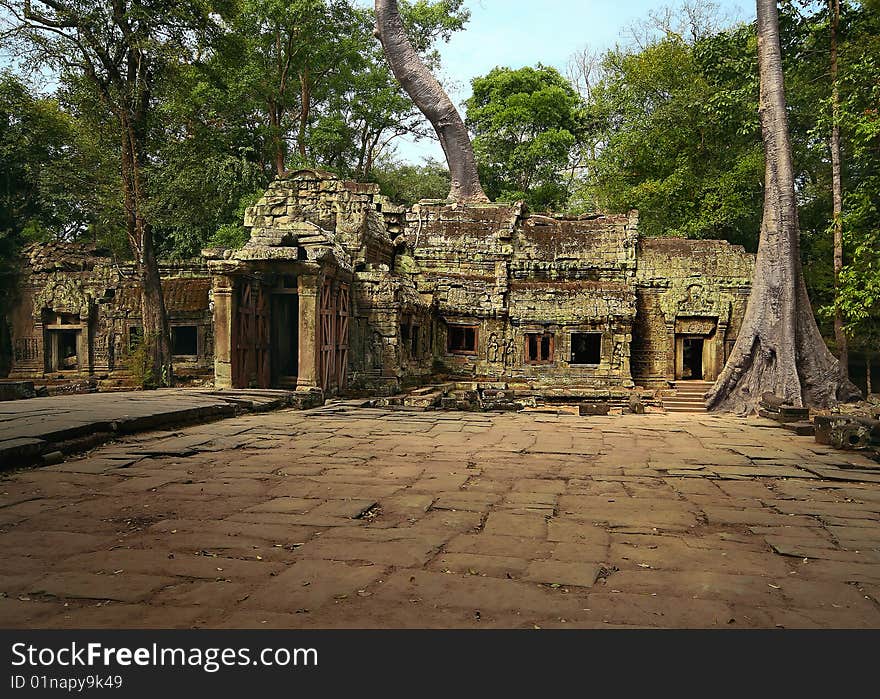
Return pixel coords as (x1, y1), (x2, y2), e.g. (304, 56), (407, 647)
(828, 0), (847, 381)
(706, 0), (860, 413)
(373, 0), (487, 202)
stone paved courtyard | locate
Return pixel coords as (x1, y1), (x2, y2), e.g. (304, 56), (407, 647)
(1, 403), (879, 629)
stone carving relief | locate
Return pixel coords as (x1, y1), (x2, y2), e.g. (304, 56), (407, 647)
(369, 331), (383, 369)
(112, 332), (123, 369)
(677, 284), (713, 315)
(675, 318), (717, 335)
(487, 333), (500, 363)
(611, 337), (629, 369)
(502, 337), (516, 367)
(13, 337), (40, 362)
(94, 332), (110, 365)
(32, 278), (93, 319)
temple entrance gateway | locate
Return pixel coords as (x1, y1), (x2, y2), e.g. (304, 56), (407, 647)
(43, 312), (86, 373)
(680, 337), (704, 380)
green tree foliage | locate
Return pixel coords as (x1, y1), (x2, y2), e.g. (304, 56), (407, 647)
(369, 157), (451, 206)
(583, 24), (763, 247)
(144, 0), (467, 256)
(0, 72), (99, 253)
(465, 65), (585, 211)
(831, 3), (880, 353)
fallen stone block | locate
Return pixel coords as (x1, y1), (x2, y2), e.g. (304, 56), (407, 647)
(814, 415), (879, 450)
(578, 402), (610, 416)
(782, 421), (815, 437)
(0, 381), (35, 402)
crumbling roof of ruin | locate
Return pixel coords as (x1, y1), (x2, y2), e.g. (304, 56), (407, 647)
(285, 168), (338, 181)
(163, 278), (211, 312)
(20, 241), (114, 274)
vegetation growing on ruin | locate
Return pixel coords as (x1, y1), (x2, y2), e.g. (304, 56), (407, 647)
(0, 0), (877, 370)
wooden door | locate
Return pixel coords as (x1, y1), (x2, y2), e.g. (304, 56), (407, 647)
(233, 279), (270, 388)
(336, 283), (350, 388)
(319, 280), (336, 390)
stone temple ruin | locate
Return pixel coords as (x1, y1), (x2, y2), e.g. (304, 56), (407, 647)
(2, 170), (755, 407)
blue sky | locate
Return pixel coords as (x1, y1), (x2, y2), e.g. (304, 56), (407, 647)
(370, 0), (753, 162)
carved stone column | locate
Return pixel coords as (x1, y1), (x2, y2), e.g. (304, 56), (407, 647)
(212, 275), (235, 388)
(665, 320), (677, 381)
(297, 273), (321, 390)
(711, 320), (728, 382)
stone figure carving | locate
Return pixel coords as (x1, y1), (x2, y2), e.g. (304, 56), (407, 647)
(611, 338), (629, 370)
(503, 338), (516, 367)
(370, 332), (383, 369)
(487, 333), (500, 362)
(112, 333), (123, 367)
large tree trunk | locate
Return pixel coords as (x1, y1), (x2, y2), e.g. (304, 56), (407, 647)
(829, 0), (849, 380)
(374, 0), (487, 202)
(269, 101), (286, 177)
(298, 66), (310, 162)
(120, 112), (172, 388)
(706, 0), (859, 414)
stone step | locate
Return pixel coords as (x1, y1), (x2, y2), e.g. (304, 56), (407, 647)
(663, 395), (708, 413)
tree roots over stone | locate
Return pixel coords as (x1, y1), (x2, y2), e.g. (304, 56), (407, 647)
(707, 0), (859, 415)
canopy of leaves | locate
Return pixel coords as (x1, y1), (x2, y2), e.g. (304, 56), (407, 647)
(582, 24), (763, 248)
(465, 65), (585, 211)
(369, 158), (451, 207)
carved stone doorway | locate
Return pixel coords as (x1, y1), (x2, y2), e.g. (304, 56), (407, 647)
(43, 312), (86, 373)
(678, 337), (704, 380)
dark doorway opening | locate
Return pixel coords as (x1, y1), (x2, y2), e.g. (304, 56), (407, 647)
(57, 331), (79, 370)
(271, 294), (299, 387)
(682, 337), (704, 380)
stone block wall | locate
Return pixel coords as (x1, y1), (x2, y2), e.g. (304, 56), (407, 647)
(632, 238), (754, 386)
(403, 203), (639, 388)
(6, 242), (214, 384)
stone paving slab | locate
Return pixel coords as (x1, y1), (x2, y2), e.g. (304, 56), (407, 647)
(1, 406), (880, 628)
(0, 388), (313, 468)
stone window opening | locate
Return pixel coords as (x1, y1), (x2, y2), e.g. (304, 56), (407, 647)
(171, 325), (198, 357)
(525, 332), (554, 364)
(570, 332), (602, 365)
(447, 324), (478, 355)
(400, 317), (411, 347)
